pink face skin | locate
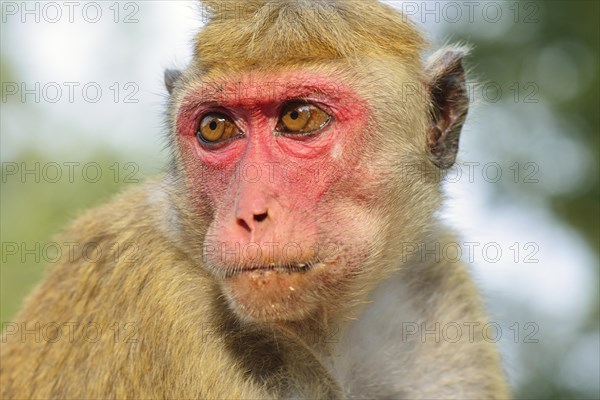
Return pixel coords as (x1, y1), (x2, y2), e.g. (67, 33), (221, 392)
(176, 70), (380, 321)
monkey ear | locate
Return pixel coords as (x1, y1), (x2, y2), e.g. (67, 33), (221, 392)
(164, 69), (182, 95)
(425, 47), (469, 169)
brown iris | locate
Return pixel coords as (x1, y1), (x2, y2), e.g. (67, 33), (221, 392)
(278, 101), (331, 134)
(197, 113), (240, 144)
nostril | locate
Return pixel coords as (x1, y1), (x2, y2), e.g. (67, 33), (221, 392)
(253, 212), (268, 223)
(237, 218), (251, 232)
(236, 211), (268, 233)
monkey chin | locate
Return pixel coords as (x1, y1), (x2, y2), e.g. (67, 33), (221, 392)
(221, 262), (338, 323)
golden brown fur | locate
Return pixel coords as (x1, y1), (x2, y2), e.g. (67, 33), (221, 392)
(1, 183), (339, 398)
(196, 0), (425, 72)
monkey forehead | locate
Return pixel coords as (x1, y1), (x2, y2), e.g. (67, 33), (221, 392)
(195, 0), (425, 73)
(179, 68), (366, 109)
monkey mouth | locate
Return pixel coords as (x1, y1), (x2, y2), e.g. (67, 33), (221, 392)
(223, 260), (322, 278)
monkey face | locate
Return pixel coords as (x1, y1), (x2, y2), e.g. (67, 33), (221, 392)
(173, 69), (391, 322)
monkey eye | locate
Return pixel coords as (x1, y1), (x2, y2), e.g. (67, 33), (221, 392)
(277, 101), (332, 135)
(197, 112), (242, 146)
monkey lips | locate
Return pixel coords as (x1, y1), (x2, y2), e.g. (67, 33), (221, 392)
(220, 259), (343, 322)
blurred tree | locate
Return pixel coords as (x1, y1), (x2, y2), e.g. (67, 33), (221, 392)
(0, 151), (148, 324)
(447, 1), (599, 398)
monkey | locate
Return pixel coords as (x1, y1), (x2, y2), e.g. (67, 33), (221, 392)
(0, 1), (509, 399)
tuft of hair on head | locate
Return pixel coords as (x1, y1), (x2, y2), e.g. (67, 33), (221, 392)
(195, 0), (427, 73)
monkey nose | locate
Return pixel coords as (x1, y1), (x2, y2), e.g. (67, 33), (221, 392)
(233, 183), (272, 234)
(235, 192), (270, 233)
(236, 210), (269, 233)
